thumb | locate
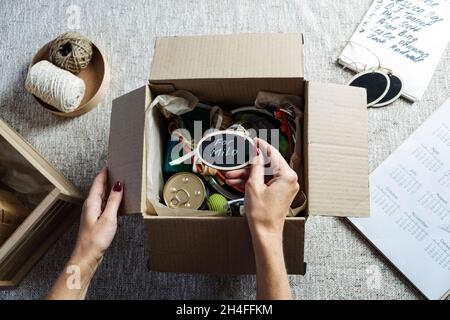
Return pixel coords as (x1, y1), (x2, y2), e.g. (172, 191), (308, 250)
(247, 141), (265, 187)
(101, 181), (123, 223)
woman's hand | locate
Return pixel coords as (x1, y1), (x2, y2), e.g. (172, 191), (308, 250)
(71, 167), (123, 269)
(224, 138), (299, 238)
(47, 168), (123, 300)
(224, 138), (298, 300)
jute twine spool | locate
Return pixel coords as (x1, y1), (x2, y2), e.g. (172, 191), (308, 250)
(25, 60), (86, 113)
(49, 32), (93, 74)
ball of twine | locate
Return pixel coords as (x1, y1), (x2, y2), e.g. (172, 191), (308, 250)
(49, 32), (93, 74)
(25, 60), (86, 113)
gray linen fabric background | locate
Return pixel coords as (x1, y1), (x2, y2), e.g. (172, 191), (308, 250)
(0, 0), (448, 300)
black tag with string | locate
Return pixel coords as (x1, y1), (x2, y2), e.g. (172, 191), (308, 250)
(341, 41), (403, 108)
(373, 73), (403, 108)
(348, 69), (390, 107)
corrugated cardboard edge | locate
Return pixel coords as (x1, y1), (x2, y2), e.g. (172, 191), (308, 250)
(0, 119), (83, 199)
(144, 216), (307, 275)
(108, 86), (149, 215)
(150, 33), (304, 81)
(306, 81), (369, 217)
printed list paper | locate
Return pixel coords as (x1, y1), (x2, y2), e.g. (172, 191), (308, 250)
(350, 98), (450, 300)
(339, 0), (450, 101)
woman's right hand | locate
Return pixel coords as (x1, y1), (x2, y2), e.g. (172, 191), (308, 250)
(225, 138), (299, 238)
(224, 138), (298, 300)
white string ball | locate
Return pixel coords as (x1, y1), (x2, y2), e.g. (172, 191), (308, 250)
(49, 32), (93, 74)
(25, 60), (86, 113)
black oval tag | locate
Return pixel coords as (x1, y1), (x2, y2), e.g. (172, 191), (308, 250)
(196, 131), (255, 171)
(373, 74), (403, 107)
(348, 70), (390, 107)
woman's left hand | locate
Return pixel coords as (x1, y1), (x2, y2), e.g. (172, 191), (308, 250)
(71, 167), (123, 270)
(48, 168), (123, 300)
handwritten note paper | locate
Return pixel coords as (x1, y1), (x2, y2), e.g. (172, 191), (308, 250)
(339, 0), (450, 101)
(349, 98), (450, 300)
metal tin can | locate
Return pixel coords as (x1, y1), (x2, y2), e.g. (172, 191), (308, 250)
(163, 173), (207, 210)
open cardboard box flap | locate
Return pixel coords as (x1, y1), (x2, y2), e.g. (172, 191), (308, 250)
(149, 33), (305, 106)
(108, 87), (149, 214)
(108, 33), (369, 218)
(306, 82), (369, 217)
(150, 33), (304, 80)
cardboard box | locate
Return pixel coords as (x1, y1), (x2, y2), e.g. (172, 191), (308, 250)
(108, 34), (369, 274)
(0, 119), (83, 288)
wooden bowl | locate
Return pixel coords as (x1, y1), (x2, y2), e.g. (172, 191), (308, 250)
(29, 40), (110, 117)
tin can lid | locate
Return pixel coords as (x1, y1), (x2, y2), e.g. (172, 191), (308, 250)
(163, 173), (207, 210)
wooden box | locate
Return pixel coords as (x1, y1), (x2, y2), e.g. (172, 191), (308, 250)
(0, 119), (83, 288)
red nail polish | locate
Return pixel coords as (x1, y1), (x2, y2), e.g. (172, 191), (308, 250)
(113, 181), (122, 192)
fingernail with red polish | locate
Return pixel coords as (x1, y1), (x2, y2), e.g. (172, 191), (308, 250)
(113, 181), (122, 192)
